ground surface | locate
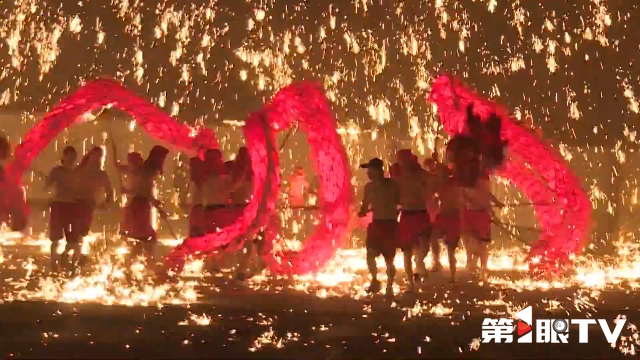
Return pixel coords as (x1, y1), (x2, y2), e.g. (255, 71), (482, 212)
(1, 243), (639, 359)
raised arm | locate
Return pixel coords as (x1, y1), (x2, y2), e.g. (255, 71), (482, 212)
(109, 137), (128, 172)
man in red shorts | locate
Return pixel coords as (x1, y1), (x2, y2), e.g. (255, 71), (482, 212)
(462, 173), (504, 280)
(395, 149), (434, 291)
(123, 145), (169, 270)
(430, 162), (464, 282)
(73, 147), (113, 271)
(358, 157), (400, 298)
(45, 146), (78, 272)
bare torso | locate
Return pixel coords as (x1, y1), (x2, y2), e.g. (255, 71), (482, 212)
(48, 166), (77, 203)
(75, 168), (110, 203)
(396, 169), (432, 211)
(437, 175), (463, 213)
(363, 179), (400, 220)
(230, 178), (252, 205)
(187, 181), (204, 205)
(203, 174), (234, 205)
(463, 177), (493, 211)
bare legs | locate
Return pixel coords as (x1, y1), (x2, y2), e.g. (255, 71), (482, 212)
(50, 240), (60, 272)
(126, 237), (157, 276)
(414, 239), (429, 279)
(402, 247), (415, 292)
(366, 249), (396, 297)
(464, 235), (490, 280)
(446, 242), (457, 282)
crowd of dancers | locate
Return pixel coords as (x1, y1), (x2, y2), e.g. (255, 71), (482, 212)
(0, 104), (507, 294)
(358, 104), (507, 296)
(0, 133), (265, 279)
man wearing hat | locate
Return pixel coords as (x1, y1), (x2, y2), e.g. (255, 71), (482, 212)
(358, 157), (401, 298)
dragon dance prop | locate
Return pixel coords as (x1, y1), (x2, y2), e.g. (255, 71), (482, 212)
(7, 78), (352, 276)
(428, 74), (591, 274)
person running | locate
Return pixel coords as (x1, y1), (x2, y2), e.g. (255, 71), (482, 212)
(110, 138), (144, 239)
(44, 146), (78, 272)
(72, 147), (113, 271)
(429, 157), (464, 282)
(230, 147), (264, 281)
(462, 173), (504, 280)
(421, 151), (446, 272)
(202, 149), (245, 234)
(358, 158), (401, 298)
(395, 149), (434, 290)
(123, 145), (169, 270)
(0, 136), (28, 232)
(288, 166), (309, 208)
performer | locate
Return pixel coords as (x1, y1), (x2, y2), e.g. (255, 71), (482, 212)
(358, 157), (401, 298)
(231, 147), (263, 281)
(186, 156), (206, 237)
(110, 138), (143, 238)
(429, 156), (464, 282)
(0, 136), (28, 232)
(421, 151), (447, 272)
(44, 146), (78, 271)
(202, 149), (245, 234)
(123, 145), (169, 269)
(395, 149), (434, 289)
(288, 166), (308, 208)
(447, 105), (507, 280)
(72, 147), (113, 270)
(462, 174), (504, 278)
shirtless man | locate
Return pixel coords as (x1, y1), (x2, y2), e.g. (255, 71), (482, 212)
(124, 145), (169, 269)
(462, 173), (504, 279)
(288, 166), (308, 208)
(45, 146), (78, 271)
(0, 136), (28, 232)
(73, 147), (113, 270)
(429, 157), (464, 282)
(110, 138), (144, 238)
(421, 152), (446, 272)
(358, 158), (401, 298)
(395, 149), (434, 289)
(230, 147), (262, 281)
(202, 149), (245, 234)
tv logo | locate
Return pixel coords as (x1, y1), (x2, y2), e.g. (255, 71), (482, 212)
(481, 306), (626, 344)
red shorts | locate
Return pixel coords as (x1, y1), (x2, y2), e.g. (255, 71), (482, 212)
(49, 201), (77, 241)
(399, 210), (431, 249)
(123, 197), (156, 241)
(72, 201), (95, 242)
(203, 205), (231, 234)
(189, 205), (205, 237)
(366, 219), (398, 258)
(434, 211), (461, 246)
(463, 209), (492, 240)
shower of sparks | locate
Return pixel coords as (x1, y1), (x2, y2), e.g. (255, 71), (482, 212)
(1, 0), (640, 356)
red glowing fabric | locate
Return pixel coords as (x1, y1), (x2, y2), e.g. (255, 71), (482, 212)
(169, 83), (352, 275)
(5, 78), (218, 232)
(165, 111), (280, 271)
(261, 83), (352, 275)
(428, 75), (591, 273)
